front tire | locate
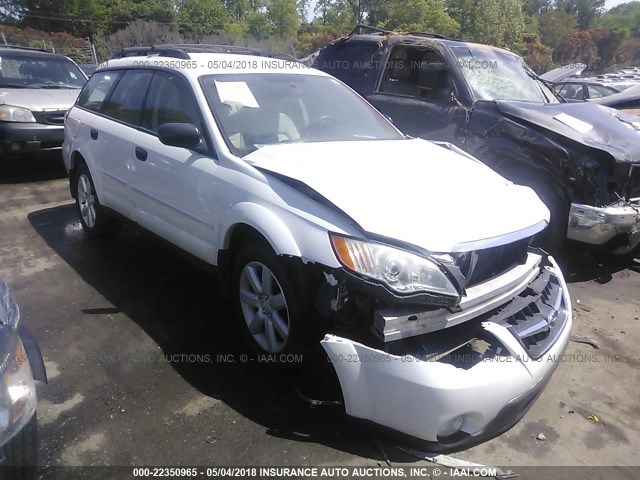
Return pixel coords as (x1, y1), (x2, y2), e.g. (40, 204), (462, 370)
(529, 180), (569, 255)
(75, 162), (121, 239)
(231, 244), (305, 357)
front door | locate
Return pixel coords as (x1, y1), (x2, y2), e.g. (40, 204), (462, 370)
(366, 44), (466, 144)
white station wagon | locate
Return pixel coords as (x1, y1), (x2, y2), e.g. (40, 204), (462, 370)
(63, 45), (572, 451)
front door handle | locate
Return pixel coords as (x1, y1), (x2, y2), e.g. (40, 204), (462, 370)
(135, 147), (148, 161)
(90, 128), (98, 140)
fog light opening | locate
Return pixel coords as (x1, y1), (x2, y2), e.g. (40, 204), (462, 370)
(437, 415), (464, 439)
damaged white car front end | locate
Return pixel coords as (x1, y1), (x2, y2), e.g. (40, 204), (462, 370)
(247, 139), (572, 452)
(322, 253), (571, 451)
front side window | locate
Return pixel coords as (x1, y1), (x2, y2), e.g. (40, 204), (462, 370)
(141, 72), (202, 133)
(200, 73), (403, 157)
(77, 71), (123, 112)
(0, 51), (86, 88)
(451, 46), (558, 104)
(102, 70), (153, 125)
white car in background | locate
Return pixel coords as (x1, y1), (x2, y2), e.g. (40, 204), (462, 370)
(62, 45), (572, 451)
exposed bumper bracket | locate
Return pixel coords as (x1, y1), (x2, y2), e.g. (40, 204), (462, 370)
(567, 201), (640, 245)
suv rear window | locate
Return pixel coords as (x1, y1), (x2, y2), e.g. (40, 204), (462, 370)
(77, 71), (123, 112)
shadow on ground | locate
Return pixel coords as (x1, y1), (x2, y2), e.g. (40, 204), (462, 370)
(0, 153), (67, 184)
(558, 242), (640, 285)
(27, 203), (421, 463)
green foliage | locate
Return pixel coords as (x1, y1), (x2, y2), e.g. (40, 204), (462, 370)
(176, 0), (231, 36)
(556, 0), (605, 29)
(382, 0), (459, 37)
(267, 0), (298, 37)
(450, 0), (525, 48)
(538, 10), (577, 51)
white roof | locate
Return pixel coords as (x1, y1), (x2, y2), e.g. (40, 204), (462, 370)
(97, 52), (324, 80)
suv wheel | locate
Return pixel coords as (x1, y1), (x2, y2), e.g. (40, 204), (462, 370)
(75, 163), (121, 238)
(232, 244), (303, 356)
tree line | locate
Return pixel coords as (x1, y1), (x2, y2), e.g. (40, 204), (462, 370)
(1, 0), (639, 71)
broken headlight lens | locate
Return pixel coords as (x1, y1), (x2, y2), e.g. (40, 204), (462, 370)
(0, 325), (37, 447)
(330, 234), (458, 296)
(0, 281), (20, 329)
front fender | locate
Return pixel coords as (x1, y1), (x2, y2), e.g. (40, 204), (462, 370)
(220, 202), (302, 258)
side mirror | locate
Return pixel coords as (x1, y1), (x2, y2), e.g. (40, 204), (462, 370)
(449, 92), (458, 105)
(158, 123), (202, 149)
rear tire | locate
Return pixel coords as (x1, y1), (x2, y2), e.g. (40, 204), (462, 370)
(75, 162), (121, 239)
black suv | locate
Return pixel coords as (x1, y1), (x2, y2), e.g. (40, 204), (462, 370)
(314, 25), (640, 255)
(0, 46), (86, 163)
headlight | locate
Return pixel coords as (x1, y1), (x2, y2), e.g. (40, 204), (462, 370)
(330, 234), (458, 296)
(0, 105), (36, 123)
(0, 281), (20, 329)
(0, 326), (37, 447)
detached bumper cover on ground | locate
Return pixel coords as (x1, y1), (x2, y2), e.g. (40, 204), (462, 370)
(322, 256), (572, 452)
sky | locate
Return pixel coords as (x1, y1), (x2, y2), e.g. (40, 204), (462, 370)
(604, 0), (635, 8)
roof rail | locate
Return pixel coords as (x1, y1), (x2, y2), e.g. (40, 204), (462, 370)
(111, 46), (190, 59)
(110, 44), (298, 62)
(347, 24), (446, 40)
(407, 32), (446, 39)
(349, 24), (392, 36)
(0, 44), (51, 53)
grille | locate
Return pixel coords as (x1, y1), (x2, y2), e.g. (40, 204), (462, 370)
(34, 110), (67, 125)
(454, 237), (530, 288)
(480, 267), (567, 359)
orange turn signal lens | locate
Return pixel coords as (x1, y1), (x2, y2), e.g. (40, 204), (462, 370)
(330, 235), (356, 270)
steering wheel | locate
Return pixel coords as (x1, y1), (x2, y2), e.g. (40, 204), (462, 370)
(303, 115), (339, 136)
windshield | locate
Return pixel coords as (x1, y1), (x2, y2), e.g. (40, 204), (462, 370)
(0, 52), (86, 89)
(200, 73), (403, 156)
(450, 46), (558, 104)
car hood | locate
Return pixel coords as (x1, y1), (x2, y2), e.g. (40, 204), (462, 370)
(495, 100), (640, 163)
(539, 64), (586, 83)
(244, 139), (549, 253)
(0, 88), (80, 111)
(590, 84), (640, 107)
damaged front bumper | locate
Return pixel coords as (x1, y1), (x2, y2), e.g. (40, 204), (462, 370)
(322, 255), (571, 452)
(567, 201), (640, 245)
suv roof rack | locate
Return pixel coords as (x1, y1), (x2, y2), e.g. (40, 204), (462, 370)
(348, 24), (445, 40)
(111, 44), (297, 61)
(0, 44), (51, 53)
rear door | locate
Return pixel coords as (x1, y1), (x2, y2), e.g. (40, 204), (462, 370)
(72, 70), (123, 202)
(131, 71), (218, 262)
(97, 69), (153, 216)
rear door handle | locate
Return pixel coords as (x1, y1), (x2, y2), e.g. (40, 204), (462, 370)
(135, 147), (148, 161)
(90, 128), (98, 140)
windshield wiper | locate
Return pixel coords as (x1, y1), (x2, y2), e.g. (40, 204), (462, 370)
(0, 83), (33, 88)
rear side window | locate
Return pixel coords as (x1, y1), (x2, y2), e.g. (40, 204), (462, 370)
(314, 41), (380, 94)
(141, 72), (202, 133)
(102, 70), (153, 126)
(379, 46), (451, 100)
(77, 71), (123, 112)
(557, 83), (584, 100)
